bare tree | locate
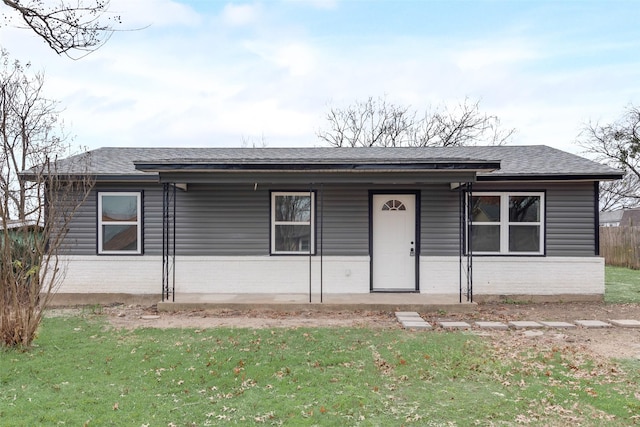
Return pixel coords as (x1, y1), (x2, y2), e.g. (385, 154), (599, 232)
(0, 50), (93, 347)
(317, 96), (515, 148)
(1, 0), (118, 57)
(577, 104), (640, 210)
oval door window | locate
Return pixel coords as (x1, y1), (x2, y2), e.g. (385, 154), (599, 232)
(381, 199), (406, 211)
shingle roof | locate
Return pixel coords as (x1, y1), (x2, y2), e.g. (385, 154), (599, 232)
(47, 145), (622, 181)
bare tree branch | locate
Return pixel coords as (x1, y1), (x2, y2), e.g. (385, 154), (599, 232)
(2, 0), (119, 58)
(0, 50), (93, 348)
(577, 104), (640, 210)
(317, 96), (515, 148)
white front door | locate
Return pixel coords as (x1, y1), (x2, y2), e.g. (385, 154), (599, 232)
(372, 194), (417, 291)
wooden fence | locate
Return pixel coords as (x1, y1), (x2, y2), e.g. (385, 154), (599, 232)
(600, 226), (640, 269)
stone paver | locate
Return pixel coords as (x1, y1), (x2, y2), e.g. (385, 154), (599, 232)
(395, 311), (422, 318)
(609, 319), (640, 328)
(575, 320), (612, 328)
(395, 312), (432, 330)
(539, 321), (576, 329)
(394, 312), (640, 332)
(396, 315), (422, 322)
(508, 321), (544, 329)
(475, 321), (509, 330)
(438, 321), (471, 330)
(401, 320), (432, 330)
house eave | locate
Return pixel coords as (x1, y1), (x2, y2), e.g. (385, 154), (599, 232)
(477, 173), (624, 182)
(133, 161), (501, 173)
(93, 174), (160, 183)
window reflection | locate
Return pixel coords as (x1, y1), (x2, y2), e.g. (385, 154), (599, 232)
(471, 196), (500, 222)
(275, 196), (310, 222)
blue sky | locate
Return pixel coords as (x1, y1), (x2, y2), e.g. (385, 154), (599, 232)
(2, 0), (639, 153)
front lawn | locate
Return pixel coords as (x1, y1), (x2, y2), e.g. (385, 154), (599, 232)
(606, 266), (640, 303)
(1, 315), (639, 426)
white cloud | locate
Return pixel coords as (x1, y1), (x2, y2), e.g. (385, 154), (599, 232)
(243, 40), (318, 77)
(220, 3), (262, 27)
(272, 43), (318, 77)
(283, 0), (338, 10)
(108, 0), (201, 27)
(1, 1), (638, 154)
(453, 41), (540, 71)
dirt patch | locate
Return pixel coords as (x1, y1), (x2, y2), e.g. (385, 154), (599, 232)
(102, 306), (400, 330)
(48, 302), (640, 362)
(440, 302), (640, 361)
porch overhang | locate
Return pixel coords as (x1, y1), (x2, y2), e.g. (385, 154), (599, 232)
(134, 158), (501, 185)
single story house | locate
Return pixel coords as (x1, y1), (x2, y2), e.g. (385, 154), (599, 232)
(44, 145), (622, 304)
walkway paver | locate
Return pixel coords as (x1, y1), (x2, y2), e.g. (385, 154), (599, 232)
(575, 320), (612, 328)
(609, 319), (640, 328)
(475, 321), (509, 330)
(395, 312), (432, 330)
(508, 321), (544, 329)
(395, 312), (422, 320)
(539, 321), (576, 329)
(438, 321), (471, 330)
(394, 312), (640, 332)
(401, 320), (432, 330)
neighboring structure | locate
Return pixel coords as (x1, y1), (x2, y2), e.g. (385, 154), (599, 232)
(620, 208), (640, 227)
(599, 209), (624, 227)
(41, 145), (622, 304)
(0, 219), (43, 243)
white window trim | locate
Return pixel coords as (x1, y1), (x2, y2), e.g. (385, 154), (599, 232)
(271, 191), (315, 255)
(98, 192), (142, 255)
(470, 191), (544, 255)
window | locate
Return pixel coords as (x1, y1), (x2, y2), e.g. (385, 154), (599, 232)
(271, 192), (314, 254)
(469, 192), (544, 255)
(382, 199), (406, 211)
(98, 192), (142, 254)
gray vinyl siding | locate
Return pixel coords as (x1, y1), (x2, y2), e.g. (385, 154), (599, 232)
(174, 184), (269, 256)
(317, 185), (369, 255)
(546, 184), (597, 256)
(142, 186), (164, 254)
(421, 185), (461, 256)
(473, 181), (597, 256)
(173, 184), (371, 256)
(62, 180), (597, 258)
(61, 188), (97, 255)
(62, 183), (164, 255)
(63, 183), (373, 256)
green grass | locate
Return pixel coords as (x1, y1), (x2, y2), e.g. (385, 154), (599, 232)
(2, 316), (640, 426)
(605, 266), (640, 303)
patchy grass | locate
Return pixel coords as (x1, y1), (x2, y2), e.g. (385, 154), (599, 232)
(606, 266), (640, 303)
(1, 315), (639, 426)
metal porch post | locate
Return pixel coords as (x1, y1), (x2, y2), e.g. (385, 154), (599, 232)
(320, 183), (324, 303)
(467, 182), (473, 303)
(162, 183), (168, 301)
(459, 183), (474, 303)
(162, 183), (176, 302)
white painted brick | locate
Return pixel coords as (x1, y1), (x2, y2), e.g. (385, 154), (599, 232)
(421, 256), (604, 296)
(58, 254), (605, 298)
